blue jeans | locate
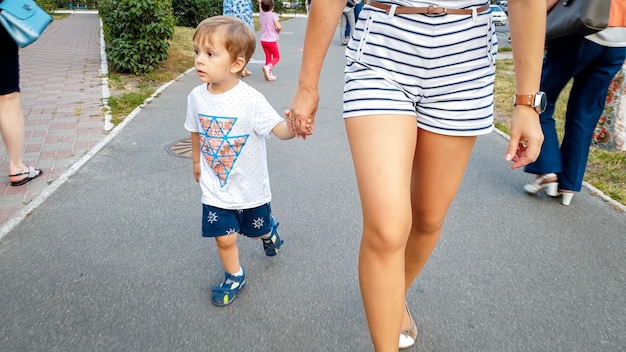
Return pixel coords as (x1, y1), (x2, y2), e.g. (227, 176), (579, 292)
(524, 38), (626, 192)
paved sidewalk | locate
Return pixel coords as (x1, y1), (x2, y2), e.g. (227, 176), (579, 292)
(1, 14), (626, 352)
(0, 12), (105, 231)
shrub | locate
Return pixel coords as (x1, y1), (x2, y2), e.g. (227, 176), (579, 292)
(99, 0), (175, 75)
(172, 0), (221, 27)
(35, 0), (57, 13)
(65, 0), (99, 8)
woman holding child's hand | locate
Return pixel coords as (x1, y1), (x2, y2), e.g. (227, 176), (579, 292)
(289, 0), (545, 350)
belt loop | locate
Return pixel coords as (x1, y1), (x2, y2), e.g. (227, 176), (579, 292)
(472, 7), (477, 21)
(387, 4), (397, 17)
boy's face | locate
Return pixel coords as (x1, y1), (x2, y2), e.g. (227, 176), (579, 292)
(193, 33), (243, 93)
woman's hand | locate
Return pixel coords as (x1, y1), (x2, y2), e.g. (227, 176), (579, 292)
(505, 106), (544, 169)
(286, 85), (318, 139)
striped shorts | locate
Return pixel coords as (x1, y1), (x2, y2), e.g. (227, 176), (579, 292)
(343, 0), (497, 136)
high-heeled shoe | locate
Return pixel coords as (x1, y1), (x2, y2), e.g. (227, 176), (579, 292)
(524, 173), (558, 197)
(241, 68), (252, 77)
(399, 303), (418, 349)
(560, 191), (574, 206)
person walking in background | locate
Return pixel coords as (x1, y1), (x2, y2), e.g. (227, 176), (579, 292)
(185, 16), (295, 306)
(523, 0), (626, 206)
(354, 0), (363, 18)
(339, 0), (355, 45)
(223, 0), (255, 77)
(344, 0), (362, 41)
(287, 0), (546, 349)
(0, 26), (43, 186)
(259, 0), (282, 81)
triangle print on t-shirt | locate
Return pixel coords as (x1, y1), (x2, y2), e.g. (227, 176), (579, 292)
(199, 114), (249, 187)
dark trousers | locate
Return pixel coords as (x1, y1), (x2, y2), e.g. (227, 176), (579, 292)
(525, 38), (626, 192)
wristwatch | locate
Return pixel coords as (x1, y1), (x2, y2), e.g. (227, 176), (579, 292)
(513, 92), (547, 114)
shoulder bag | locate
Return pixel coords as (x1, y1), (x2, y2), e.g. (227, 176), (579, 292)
(545, 0), (612, 46)
(0, 0), (53, 48)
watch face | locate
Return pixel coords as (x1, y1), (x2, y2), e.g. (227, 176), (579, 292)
(535, 92), (547, 113)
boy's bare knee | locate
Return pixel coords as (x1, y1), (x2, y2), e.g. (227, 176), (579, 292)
(215, 234), (238, 249)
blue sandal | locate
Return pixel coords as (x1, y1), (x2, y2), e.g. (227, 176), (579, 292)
(263, 215), (284, 257)
(211, 270), (245, 307)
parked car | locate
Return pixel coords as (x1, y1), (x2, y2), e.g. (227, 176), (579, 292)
(283, 0), (299, 8)
(489, 5), (507, 26)
(497, 0), (508, 13)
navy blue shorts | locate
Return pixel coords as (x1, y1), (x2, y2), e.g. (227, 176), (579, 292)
(0, 26), (20, 95)
(201, 203), (272, 238)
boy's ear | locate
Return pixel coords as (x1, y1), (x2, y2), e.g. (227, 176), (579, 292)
(230, 56), (247, 74)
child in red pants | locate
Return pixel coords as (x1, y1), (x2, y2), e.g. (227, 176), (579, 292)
(259, 0), (281, 81)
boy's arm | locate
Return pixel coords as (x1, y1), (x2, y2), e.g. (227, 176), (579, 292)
(272, 121), (296, 140)
(190, 132), (201, 182)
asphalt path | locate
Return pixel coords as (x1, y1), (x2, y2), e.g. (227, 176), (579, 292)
(1, 17), (625, 352)
(494, 22), (511, 49)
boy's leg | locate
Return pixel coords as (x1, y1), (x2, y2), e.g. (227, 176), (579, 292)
(261, 214), (283, 256)
(238, 204), (284, 256)
(212, 235), (246, 306)
(215, 234), (240, 275)
(202, 205), (246, 306)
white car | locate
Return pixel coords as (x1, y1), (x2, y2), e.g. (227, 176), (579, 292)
(497, 0), (508, 13)
(283, 1), (298, 8)
(489, 5), (508, 26)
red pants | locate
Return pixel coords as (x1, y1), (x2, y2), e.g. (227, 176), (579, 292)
(261, 41), (280, 67)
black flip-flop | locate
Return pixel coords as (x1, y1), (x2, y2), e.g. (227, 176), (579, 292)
(9, 166), (43, 186)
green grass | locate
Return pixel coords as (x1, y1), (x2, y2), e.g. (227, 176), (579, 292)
(108, 91), (154, 125)
(495, 59), (626, 205)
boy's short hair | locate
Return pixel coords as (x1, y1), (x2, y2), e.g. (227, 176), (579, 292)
(261, 0), (274, 12)
(193, 16), (256, 65)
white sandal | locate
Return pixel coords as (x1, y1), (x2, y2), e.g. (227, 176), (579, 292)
(399, 303), (418, 349)
(560, 191), (574, 206)
(524, 173), (558, 197)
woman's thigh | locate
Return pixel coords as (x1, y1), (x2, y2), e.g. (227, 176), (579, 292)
(345, 114), (417, 243)
(411, 130), (477, 231)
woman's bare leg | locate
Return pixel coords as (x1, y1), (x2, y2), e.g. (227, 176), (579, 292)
(402, 130), (477, 323)
(346, 114), (417, 351)
(0, 92), (26, 176)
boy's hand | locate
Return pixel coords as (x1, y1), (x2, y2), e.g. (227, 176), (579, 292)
(193, 162), (201, 182)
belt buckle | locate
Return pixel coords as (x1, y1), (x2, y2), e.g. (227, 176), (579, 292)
(424, 4), (447, 16)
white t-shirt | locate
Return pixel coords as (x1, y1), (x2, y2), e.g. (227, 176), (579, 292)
(184, 81), (283, 210)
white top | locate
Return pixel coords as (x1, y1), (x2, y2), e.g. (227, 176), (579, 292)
(586, 27), (626, 48)
(184, 81), (283, 209)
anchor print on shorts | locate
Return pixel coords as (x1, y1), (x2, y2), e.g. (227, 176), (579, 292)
(199, 114), (249, 187)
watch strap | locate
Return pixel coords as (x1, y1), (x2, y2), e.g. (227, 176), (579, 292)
(514, 94), (535, 107)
